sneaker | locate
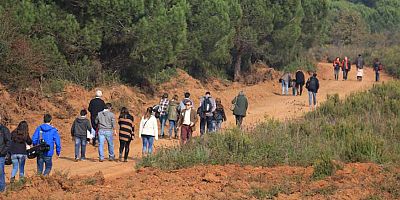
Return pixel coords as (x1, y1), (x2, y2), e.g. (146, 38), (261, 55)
(123, 159), (128, 162)
(74, 158), (79, 162)
(99, 159), (104, 162)
(119, 157), (123, 162)
(80, 157), (86, 161)
(108, 158), (115, 161)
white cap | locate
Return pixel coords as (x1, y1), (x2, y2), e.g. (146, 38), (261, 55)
(95, 90), (103, 98)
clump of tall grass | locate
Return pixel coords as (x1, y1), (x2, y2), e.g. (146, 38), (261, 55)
(137, 82), (400, 170)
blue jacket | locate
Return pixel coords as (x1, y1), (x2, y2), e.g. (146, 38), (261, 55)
(32, 124), (61, 157)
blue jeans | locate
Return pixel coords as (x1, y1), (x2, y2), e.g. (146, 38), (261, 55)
(334, 69), (340, 80)
(0, 157), (5, 192)
(11, 154), (26, 178)
(159, 114), (168, 137)
(98, 129), (115, 160)
(141, 135), (155, 154)
(169, 120), (178, 137)
(75, 136), (87, 159)
(281, 81), (289, 95)
(200, 116), (214, 135)
(308, 91), (317, 106)
(37, 155), (52, 176)
(213, 119), (223, 132)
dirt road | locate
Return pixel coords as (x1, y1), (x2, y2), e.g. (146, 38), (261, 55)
(4, 63), (391, 180)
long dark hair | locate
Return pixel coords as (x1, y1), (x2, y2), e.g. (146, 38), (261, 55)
(12, 121), (29, 143)
(119, 107), (130, 118)
(144, 107), (153, 119)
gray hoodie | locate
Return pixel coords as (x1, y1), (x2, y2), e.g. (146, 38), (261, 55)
(96, 109), (116, 131)
(71, 116), (92, 137)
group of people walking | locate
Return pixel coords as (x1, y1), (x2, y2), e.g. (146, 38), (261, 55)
(280, 70), (320, 110)
(333, 54), (383, 82)
(0, 89), (249, 191)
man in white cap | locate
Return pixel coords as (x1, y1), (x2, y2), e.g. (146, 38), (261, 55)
(88, 90), (106, 146)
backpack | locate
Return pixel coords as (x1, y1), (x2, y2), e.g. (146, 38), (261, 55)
(152, 105), (160, 118)
(201, 98), (213, 113)
(307, 77), (317, 91)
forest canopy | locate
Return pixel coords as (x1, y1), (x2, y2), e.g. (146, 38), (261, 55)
(0, 0), (399, 91)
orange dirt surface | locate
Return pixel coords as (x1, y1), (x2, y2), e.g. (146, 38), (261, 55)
(3, 163), (399, 199)
(0, 63), (395, 199)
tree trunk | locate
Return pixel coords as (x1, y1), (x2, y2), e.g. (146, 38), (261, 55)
(234, 50), (242, 82)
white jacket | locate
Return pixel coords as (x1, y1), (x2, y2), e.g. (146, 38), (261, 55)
(139, 116), (158, 140)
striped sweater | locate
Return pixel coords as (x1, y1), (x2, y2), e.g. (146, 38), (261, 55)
(118, 114), (134, 141)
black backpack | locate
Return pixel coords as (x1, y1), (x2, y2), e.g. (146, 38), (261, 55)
(201, 98), (213, 113)
(306, 77), (317, 90)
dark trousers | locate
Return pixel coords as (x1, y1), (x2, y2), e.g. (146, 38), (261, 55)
(200, 116), (213, 136)
(37, 155), (52, 176)
(235, 115), (244, 128)
(343, 70), (349, 80)
(375, 72), (380, 82)
(90, 117), (98, 145)
(296, 83), (304, 96)
(119, 140), (131, 161)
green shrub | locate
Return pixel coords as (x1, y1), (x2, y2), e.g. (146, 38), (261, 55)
(43, 79), (65, 94)
(137, 82), (400, 170)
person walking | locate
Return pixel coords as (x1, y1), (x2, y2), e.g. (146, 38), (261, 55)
(179, 92), (194, 112)
(167, 95), (179, 139)
(158, 93), (169, 139)
(373, 58), (382, 82)
(96, 103), (116, 162)
(118, 107), (134, 162)
(232, 91), (249, 128)
(88, 90), (106, 146)
(0, 115), (11, 192)
(32, 114), (61, 176)
(71, 109), (92, 161)
(199, 92), (216, 135)
(295, 70), (305, 96)
(9, 121), (32, 183)
(213, 98), (227, 132)
(177, 100), (198, 145)
(280, 72), (291, 95)
(341, 56), (351, 80)
(333, 57), (341, 81)
(306, 73), (320, 110)
(356, 54), (364, 81)
(139, 107), (158, 156)
(291, 79), (297, 96)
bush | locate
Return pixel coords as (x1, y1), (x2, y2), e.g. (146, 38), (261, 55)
(137, 81), (400, 171)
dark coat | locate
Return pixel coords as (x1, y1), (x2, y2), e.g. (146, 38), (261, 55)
(88, 97), (106, 127)
(295, 71), (305, 84)
(10, 133), (32, 155)
(306, 77), (320, 93)
(232, 94), (248, 117)
(0, 125), (11, 157)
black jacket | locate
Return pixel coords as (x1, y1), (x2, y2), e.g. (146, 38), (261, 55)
(306, 77), (320, 93)
(0, 125), (11, 157)
(71, 117), (92, 138)
(9, 133), (32, 155)
(295, 71), (305, 84)
(88, 98), (106, 124)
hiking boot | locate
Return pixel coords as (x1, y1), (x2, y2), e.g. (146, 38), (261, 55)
(10, 177), (15, 183)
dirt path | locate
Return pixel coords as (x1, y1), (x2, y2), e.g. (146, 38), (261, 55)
(4, 63), (391, 180)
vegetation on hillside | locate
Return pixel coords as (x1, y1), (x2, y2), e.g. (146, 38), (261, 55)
(0, 0), (399, 91)
(137, 81), (400, 171)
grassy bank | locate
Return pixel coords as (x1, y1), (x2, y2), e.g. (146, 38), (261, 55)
(137, 82), (400, 171)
